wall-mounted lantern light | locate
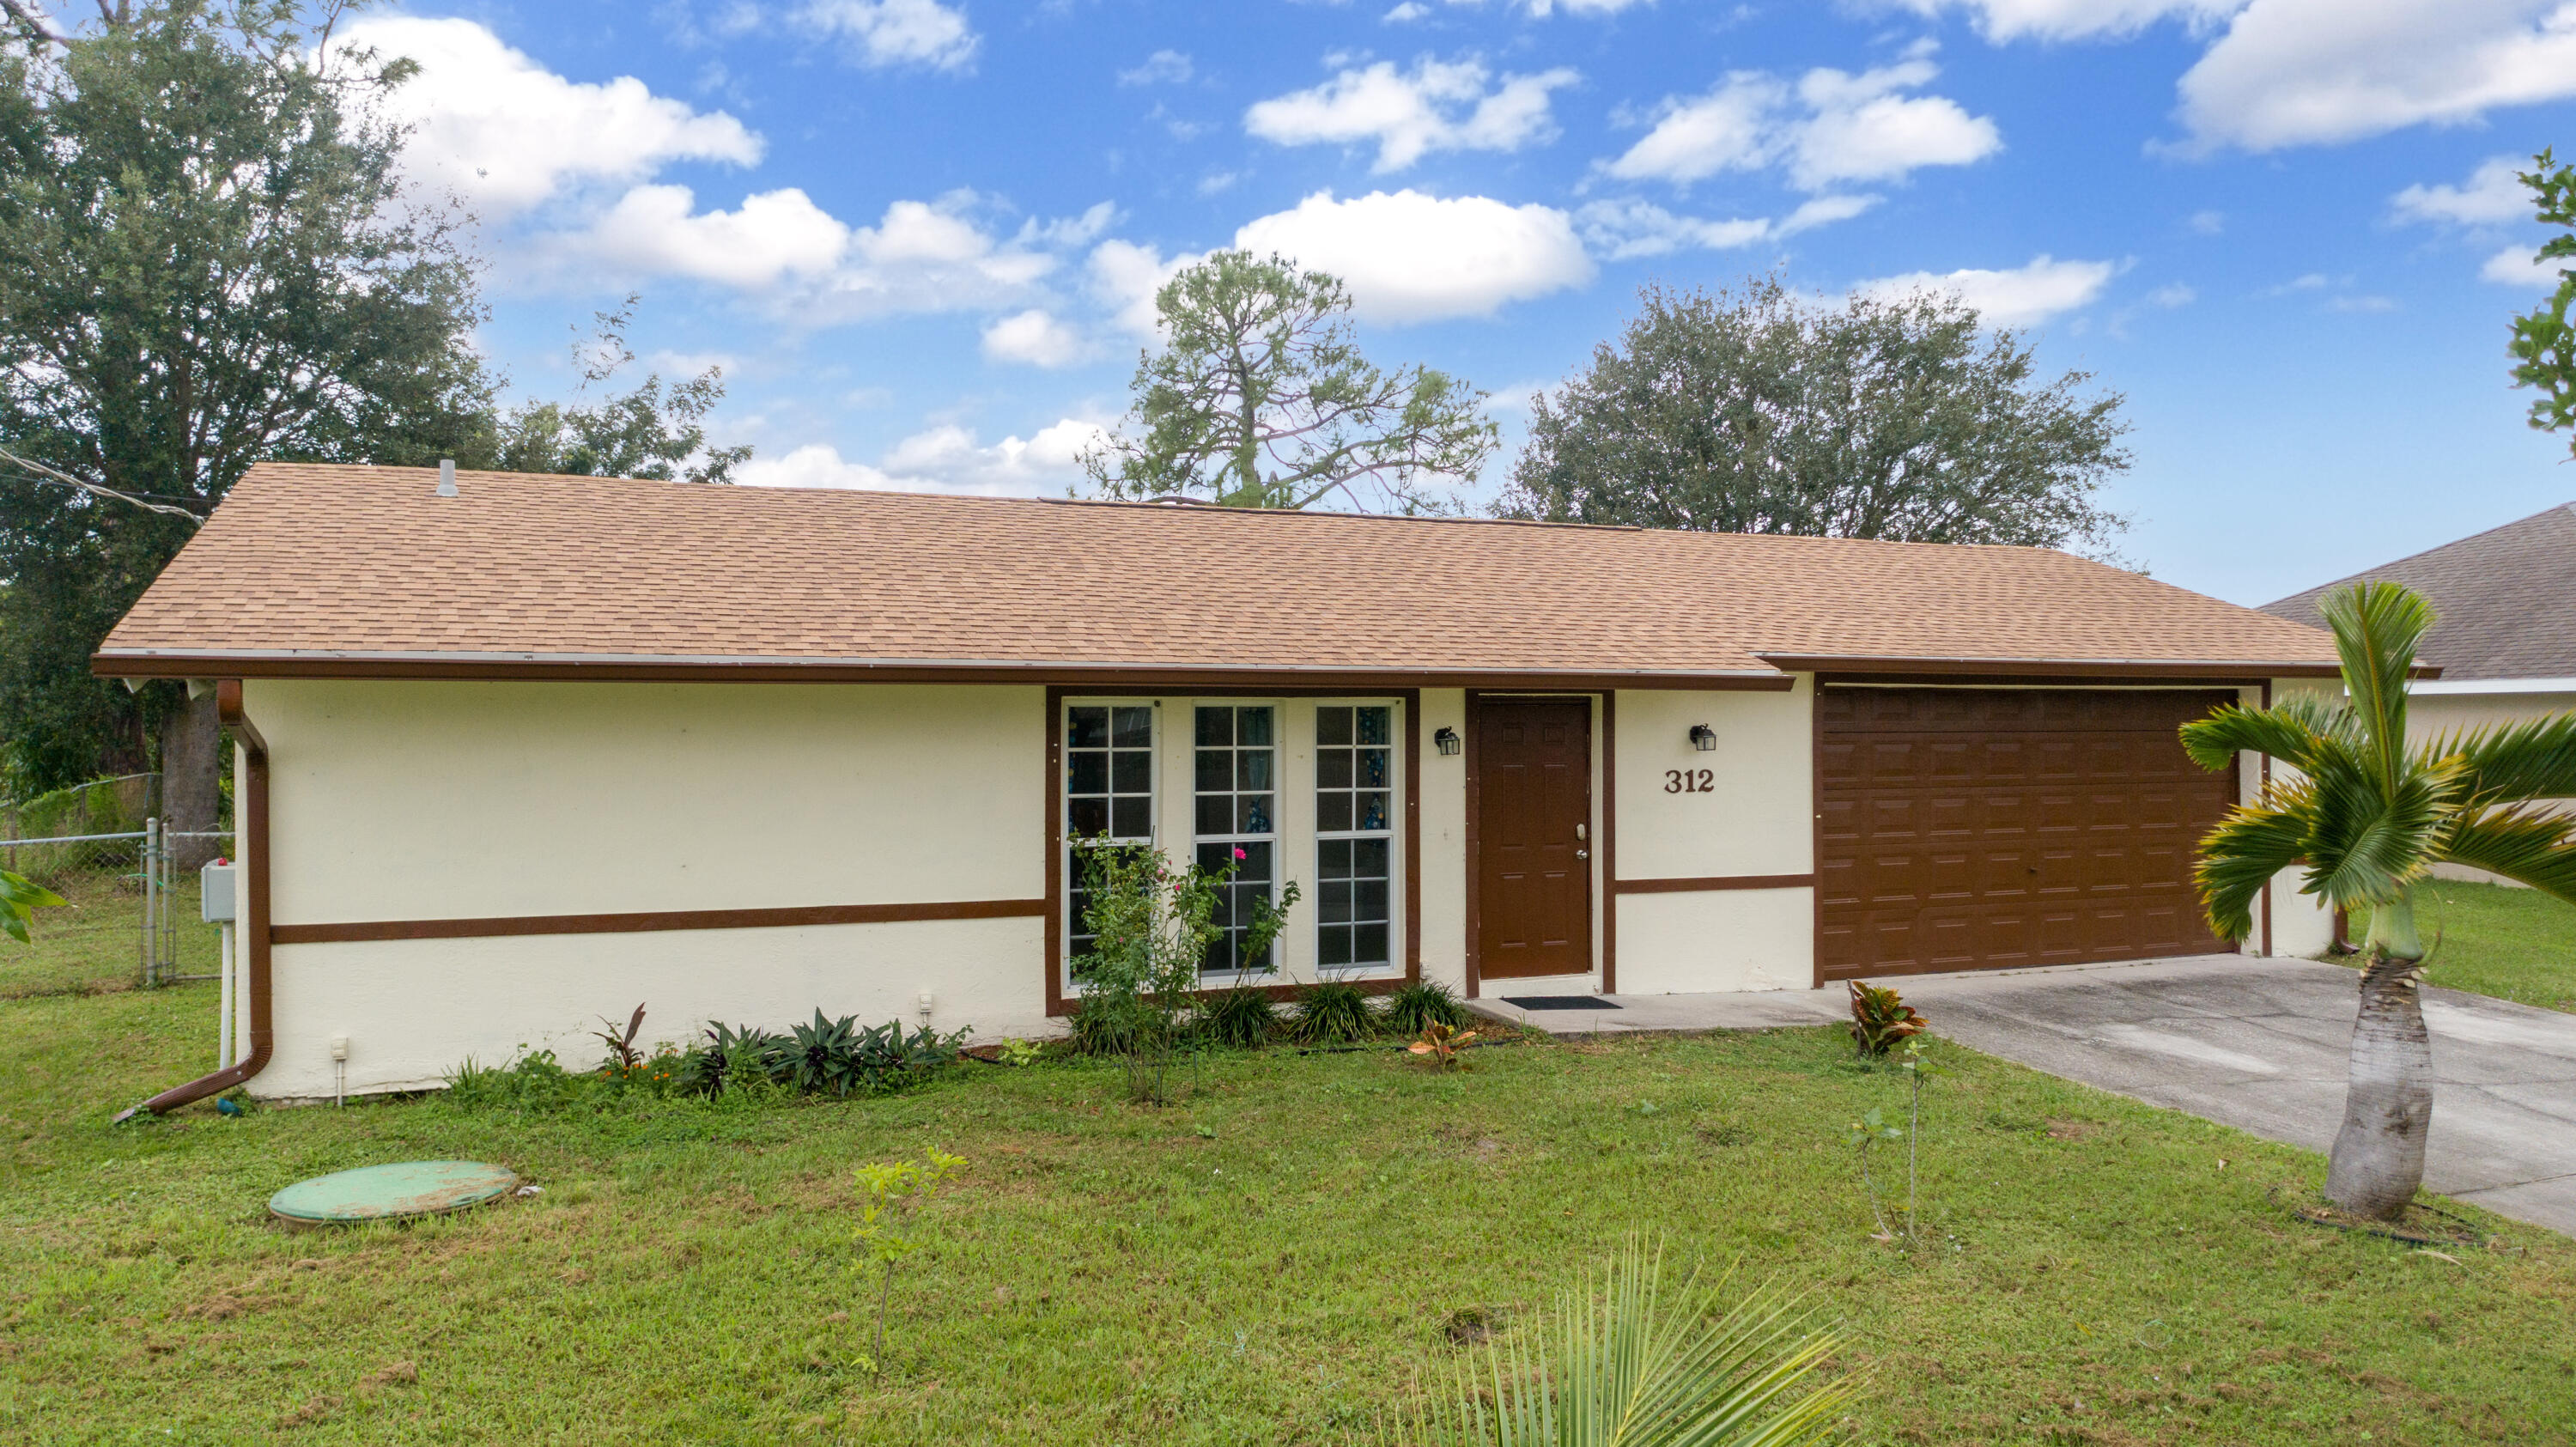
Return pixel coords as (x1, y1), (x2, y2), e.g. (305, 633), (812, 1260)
(1434, 727), (1461, 757)
(1688, 723), (1718, 752)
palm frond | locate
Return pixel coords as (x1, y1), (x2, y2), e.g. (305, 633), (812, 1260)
(2439, 806), (2576, 905)
(2317, 581), (2433, 791)
(1399, 1237), (1846, 1446)
(2178, 702), (2330, 773)
(2306, 749), (2460, 907)
(2194, 793), (2312, 941)
(2427, 711), (2576, 806)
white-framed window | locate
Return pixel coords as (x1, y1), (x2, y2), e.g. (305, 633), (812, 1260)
(1315, 702), (1396, 972)
(1194, 702), (1279, 975)
(1064, 700), (1157, 972)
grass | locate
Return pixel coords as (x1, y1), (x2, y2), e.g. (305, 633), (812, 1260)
(4, 983), (2573, 1444)
(0, 865), (223, 1001)
(2349, 879), (2576, 1014)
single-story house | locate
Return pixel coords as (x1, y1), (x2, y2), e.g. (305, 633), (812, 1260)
(2262, 501), (2576, 886)
(103, 463), (2351, 1105)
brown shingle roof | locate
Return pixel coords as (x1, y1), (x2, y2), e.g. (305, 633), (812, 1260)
(96, 462), (2341, 683)
(2260, 502), (2576, 681)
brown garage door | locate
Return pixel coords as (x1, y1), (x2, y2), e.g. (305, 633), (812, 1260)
(1816, 687), (2238, 982)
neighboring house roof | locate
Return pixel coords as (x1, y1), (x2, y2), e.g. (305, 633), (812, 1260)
(95, 462), (2343, 687)
(2261, 502), (2576, 684)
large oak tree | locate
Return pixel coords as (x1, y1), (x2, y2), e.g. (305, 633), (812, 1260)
(1495, 276), (2132, 559)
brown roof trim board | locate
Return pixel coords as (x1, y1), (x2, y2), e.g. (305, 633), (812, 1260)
(1766, 654), (2396, 681)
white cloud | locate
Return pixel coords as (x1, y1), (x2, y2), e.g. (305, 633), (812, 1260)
(2483, 244), (2570, 287)
(2146, 282), (2196, 306)
(1119, 49), (1194, 85)
(1890, 0), (2244, 41)
(1600, 73), (1781, 184)
(2329, 293), (2399, 312)
(1788, 60), (2003, 187)
(1385, 2), (1433, 19)
(339, 16), (760, 219)
(1233, 190), (1593, 323)
(1574, 194), (1874, 259)
(1089, 239), (1206, 336)
(740, 420), (1109, 496)
(2177, 0), (2576, 151)
(1855, 254), (2120, 325)
(569, 185), (848, 288)
(1244, 58), (1581, 172)
(1602, 58), (1997, 190)
(2392, 155), (2534, 226)
(795, 0), (979, 72)
(981, 308), (1088, 367)
(2188, 209), (2226, 234)
(1441, 0), (1656, 13)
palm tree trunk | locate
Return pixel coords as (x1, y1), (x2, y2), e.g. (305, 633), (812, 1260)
(2325, 891), (2433, 1219)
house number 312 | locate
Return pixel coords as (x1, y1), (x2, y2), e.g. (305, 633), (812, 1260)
(1663, 769), (1715, 793)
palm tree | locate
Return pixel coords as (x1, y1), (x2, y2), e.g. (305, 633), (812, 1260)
(2183, 581), (2576, 1219)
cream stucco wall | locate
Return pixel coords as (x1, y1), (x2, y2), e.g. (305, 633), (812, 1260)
(1611, 680), (1816, 994)
(1418, 689), (1470, 994)
(240, 678), (1050, 1097)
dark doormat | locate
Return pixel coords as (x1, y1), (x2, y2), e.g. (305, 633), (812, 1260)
(1501, 995), (1619, 1010)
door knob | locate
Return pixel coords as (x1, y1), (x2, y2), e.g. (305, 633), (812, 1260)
(1576, 848), (1589, 860)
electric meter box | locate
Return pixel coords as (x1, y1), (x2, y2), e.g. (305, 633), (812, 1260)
(200, 861), (237, 923)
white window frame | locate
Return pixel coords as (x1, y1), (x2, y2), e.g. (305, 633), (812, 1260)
(1061, 697), (1160, 994)
(1311, 698), (1404, 980)
(1190, 699), (1284, 984)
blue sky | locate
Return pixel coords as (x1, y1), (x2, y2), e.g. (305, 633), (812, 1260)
(342, 0), (2576, 605)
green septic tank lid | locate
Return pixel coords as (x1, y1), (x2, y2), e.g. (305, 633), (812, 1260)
(269, 1161), (519, 1224)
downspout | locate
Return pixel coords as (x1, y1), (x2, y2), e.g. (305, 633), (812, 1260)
(2259, 679), (2273, 960)
(114, 680), (268, 1121)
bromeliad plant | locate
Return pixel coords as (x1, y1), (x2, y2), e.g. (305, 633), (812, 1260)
(2183, 581), (2576, 1220)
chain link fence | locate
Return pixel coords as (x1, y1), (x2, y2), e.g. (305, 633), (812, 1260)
(1, 776), (230, 995)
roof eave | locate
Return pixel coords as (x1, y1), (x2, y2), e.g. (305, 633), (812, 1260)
(89, 648), (1801, 692)
(1754, 652), (2416, 681)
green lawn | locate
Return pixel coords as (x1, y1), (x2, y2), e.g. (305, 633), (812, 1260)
(2351, 879), (2576, 1014)
(4, 983), (2573, 1445)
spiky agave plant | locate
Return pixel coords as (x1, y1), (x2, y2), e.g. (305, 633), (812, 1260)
(1392, 1237), (1845, 1447)
(2183, 581), (2576, 1219)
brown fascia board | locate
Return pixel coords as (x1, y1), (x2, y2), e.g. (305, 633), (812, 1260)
(1756, 653), (2434, 681)
(89, 648), (1802, 692)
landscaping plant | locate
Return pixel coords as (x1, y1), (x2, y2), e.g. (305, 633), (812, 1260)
(1290, 980), (1377, 1045)
(850, 1147), (966, 1375)
(1201, 984), (1281, 1048)
(1392, 1236), (1844, 1446)
(1382, 979), (1471, 1036)
(1839, 1108), (1905, 1242)
(1406, 1021), (1477, 1071)
(2183, 581), (2576, 1219)
(1845, 982), (1926, 1059)
(590, 1002), (649, 1069)
(678, 1023), (785, 1098)
(1071, 841), (1294, 1102)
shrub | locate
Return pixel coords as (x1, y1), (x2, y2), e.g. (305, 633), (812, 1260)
(1070, 841), (1297, 1102)
(1382, 979), (1469, 1036)
(1290, 981), (1376, 1045)
(678, 1022), (787, 1098)
(444, 1048), (581, 1112)
(1406, 1021), (1479, 1071)
(1847, 981), (1927, 1058)
(1200, 985), (1279, 1048)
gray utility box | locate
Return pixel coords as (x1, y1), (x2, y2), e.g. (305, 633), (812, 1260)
(200, 861), (236, 923)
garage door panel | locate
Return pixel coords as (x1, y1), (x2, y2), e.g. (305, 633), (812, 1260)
(1817, 687), (2238, 982)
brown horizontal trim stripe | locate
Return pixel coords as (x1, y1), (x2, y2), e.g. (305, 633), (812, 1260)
(1612, 873), (1816, 895)
(1767, 654), (2364, 681)
(271, 897), (1048, 945)
(88, 653), (1802, 691)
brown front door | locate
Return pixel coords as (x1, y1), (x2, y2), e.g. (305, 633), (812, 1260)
(1815, 687), (2238, 981)
(1474, 696), (1594, 978)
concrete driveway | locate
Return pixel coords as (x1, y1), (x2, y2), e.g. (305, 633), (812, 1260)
(1479, 955), (2576, 1236)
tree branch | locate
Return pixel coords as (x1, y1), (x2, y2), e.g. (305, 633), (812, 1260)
(0, 446), (207, 523)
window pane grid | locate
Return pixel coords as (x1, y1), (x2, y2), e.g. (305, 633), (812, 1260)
(1316, 705), (1395, 971)
(1066, 702), (1155, 978)
(1195, 704), (1278, 975)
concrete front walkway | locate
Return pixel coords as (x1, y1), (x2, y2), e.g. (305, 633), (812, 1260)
(1474, 955), (2576, 1236)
